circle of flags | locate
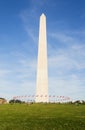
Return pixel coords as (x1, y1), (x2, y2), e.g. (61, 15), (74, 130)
(13, 95), (71, 102)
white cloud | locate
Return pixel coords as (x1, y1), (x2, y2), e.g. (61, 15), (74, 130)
(48, 77), (85, 100)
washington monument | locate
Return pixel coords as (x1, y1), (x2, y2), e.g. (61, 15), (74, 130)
(35, 13), (48, 102)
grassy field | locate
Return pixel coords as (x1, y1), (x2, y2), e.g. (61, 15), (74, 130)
(0, 103), (85, 130)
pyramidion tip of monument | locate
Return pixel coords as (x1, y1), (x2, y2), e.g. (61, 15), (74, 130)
(41, 13), (46, 17)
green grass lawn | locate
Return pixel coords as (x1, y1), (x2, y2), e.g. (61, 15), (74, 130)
(0, 103), (85, 130)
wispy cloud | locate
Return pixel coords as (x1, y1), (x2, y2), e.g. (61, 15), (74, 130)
(47, 29), (85, 100)
(0, 69), (11, 77)
(0, 53), (37, 99)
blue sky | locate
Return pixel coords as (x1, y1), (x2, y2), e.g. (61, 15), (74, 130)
(0, 0), (85, 101)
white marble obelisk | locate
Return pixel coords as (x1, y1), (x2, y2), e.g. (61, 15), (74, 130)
(35, 13), (48, 103)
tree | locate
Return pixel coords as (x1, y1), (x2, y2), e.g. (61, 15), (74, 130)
(9, 99), (22, 104)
